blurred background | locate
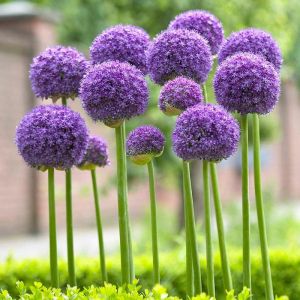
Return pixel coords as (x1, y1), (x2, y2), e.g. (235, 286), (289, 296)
(0, 0), (300, 260)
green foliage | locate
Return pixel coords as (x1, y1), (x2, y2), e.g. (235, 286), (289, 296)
(0, 280), (177, 300)
(0, 251), (294, 299)
(0, 281), (253, 300)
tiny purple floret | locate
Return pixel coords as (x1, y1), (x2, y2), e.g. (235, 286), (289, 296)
(30, 46), (88, 100)
(16, 105), (89, 170)
(90, 25), (150, 74)
(159, 76), (203, 115)
(80, 61), (149, 125)
(172, 104), (240, 162)
(214, 53), (280, 115)
(147, 29), (212, 85)
(169, 10), (224, 55)
(218, 28), (282, 71)
(77, 135), (109, 169)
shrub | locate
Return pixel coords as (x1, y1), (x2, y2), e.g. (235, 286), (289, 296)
(0, 250), (294, 299)
(0, 280), (253, 300)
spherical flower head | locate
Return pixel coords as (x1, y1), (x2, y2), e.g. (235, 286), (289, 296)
(169, 10), (224, 55)
(90, 25), (150, 74)
(126, 125), (165, 165)
(147, 29), (212, 85)
(218, 28), (282, 72)
(80, 61), (149, 127)
(30, 46), (88, 101)
(159, 76), (203, 116)
(172, 104), (240, 162)
(77, 135), (110, 170)
(16, 105), (89, 170)
(214, 53), (280, 115)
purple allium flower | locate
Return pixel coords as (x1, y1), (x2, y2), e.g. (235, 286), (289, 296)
(214, 53), (280, 115)
(77, 135), (109, 170)
(218, 28), (282, 71)
(172, 104), (240, 162)
(159, 76), (203, 115)
(16, 105), (89, 170)
(146, 29), (212, 85)
(30, 46), (88, 101)
(169, 10), (224, 55)
(126, 125), (165, 165)
(90, 25), (150, 74)
(80, 61), (149, 126)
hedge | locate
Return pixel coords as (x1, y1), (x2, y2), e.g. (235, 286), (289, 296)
(0, 281), (256, 300)
(0, 250), (296, 299)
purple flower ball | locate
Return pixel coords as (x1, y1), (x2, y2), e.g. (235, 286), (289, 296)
(90, 25), (150, 74)
(126, 125), (165, 165)
(218, 28), (282, 72)
(159, 76), (203, 115)
(77, 135), (109, 170)
(172, 104), (240, 162)
(16, 105), (89, 170)
(169, 10), (224, 55)
(30, 46), (88, 100)
(80, 61), (149, 126)
(214, 53), (280, 115)
(147, 29), (212, 85)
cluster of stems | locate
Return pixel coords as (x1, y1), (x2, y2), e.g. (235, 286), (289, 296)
(240, 112), (274, 300)
(202, 83), (232, 296)
(44, 74), (274, 300)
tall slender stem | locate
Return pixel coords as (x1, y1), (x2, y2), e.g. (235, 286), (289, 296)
(91, 169), (107, 283)
(61, 96), (76, 286)
(147, 160), (160, 284)
(65, 169), (76, 286)
(202, 160), (215, 297)
(201, 84), (208, 104)
(115, 124), (131, 284)
(210, 163), (232, 291)
(252, 114), (274, 300)
(185, 199), (194, 298)
(48, 167), (59, 287)
(182, 161), (202, 295)
(241, 114), (251, 292)
(183, 179), (194, 298)
(122, 122), (134, 281)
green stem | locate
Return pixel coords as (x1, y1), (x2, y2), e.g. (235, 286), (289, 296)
(185, 208), (194, 298)
(65, 169), (76, 286)
(241, 114), (251, 292)
(91, 169), (108, 283)
(62, 97), (67, 106)
(202, 160), (215, 297)
(147, 160), (160, 284)
(122, 122), (134, 282)
(48, 167), (59, 287)
(115, 124), (131, 284)
(61, 96), (76, 285)
(210, 163), (233, 291)
(182, 161), (202, 295)
(201, 84), (208, 104)
(252, 114), (274, 300)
